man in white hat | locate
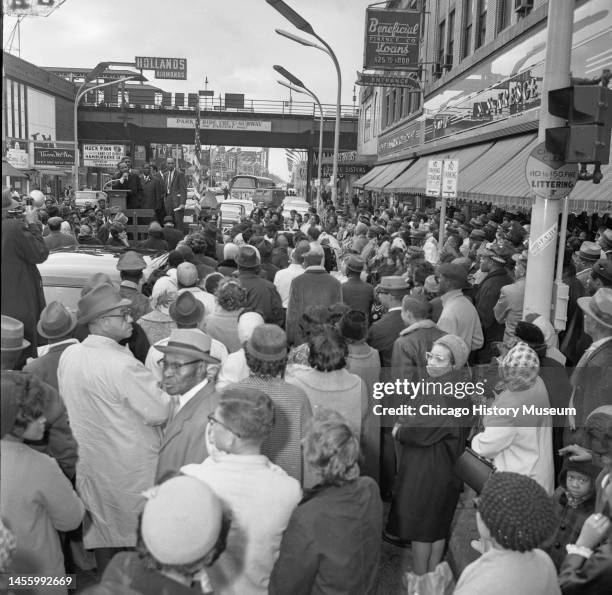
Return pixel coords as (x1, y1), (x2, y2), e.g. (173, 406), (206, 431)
(155, 328), (221, 483)
(566, 287), (612, 443)
(58, 283), (170, 572)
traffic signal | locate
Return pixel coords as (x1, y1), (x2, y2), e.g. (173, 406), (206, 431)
(545, 85), (612, 164)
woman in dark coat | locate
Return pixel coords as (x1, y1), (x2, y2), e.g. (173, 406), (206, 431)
(386, 334), (473, 575)
(269, 409), (382, 595)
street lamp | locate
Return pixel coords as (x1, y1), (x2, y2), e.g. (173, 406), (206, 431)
(277, 77), (324, 209)
(266, 0), (342, 207)
(73, 67), (136, 190)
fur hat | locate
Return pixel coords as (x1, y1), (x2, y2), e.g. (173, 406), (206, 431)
(478, 472), (556, 552)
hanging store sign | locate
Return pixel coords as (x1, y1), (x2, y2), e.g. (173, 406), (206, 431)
(356, 70), (421, 90)
(135, 56), (187, 80)
(525, 142), (578, 200)
(82, 144), (126, 168)
(363, 8), (421, 71)
(33, 147), (75, 166)
(166, 118), (272, 132)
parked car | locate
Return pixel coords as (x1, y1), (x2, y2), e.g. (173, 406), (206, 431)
(37, 247), (168, 312)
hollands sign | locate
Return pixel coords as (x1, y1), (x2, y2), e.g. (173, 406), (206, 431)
(363, 8), (421, 71)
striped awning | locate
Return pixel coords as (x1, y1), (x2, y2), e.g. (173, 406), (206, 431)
(353, 164), (389, 189)
(366, 159), (416, 191)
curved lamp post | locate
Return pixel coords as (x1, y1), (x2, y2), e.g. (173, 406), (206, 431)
(276, 75), (324, 209)
(266, 0), (341, 207)
(73, 63), (135, 189)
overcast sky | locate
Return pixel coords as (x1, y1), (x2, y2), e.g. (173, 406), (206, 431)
(3, 0), (374, 180)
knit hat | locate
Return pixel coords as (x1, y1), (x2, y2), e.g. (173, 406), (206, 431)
(433, 334), (469, 369)
(141, 476), (222, 565)
(558, 456), (601, 492)
(499, 341), (540, 391)
(246, 324), (287, 361)
(340, 310), (368, 342)
(478, 472), (556, 552)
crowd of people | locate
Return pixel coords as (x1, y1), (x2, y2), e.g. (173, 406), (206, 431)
(1, 177), (612, 594)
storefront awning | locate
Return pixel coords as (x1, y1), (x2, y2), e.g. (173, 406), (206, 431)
(567, 162), (612, 213)
(353, 164), (389, 189)
(384, 142), (494, 193)
(366, 159), (416, 191)
(459, 134), (537, 200)
(2, 159), (27, 178)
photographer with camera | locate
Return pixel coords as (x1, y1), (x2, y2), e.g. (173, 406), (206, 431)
(1, 188), (49, 367)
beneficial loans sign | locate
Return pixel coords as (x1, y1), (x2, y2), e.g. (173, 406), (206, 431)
(363, 8), (421, 71)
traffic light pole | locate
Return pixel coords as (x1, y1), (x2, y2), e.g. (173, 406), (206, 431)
(522, 0), (574, 320)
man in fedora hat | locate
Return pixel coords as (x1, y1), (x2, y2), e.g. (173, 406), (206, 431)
(286, 243), (342, 346)
(2, 187), (49, 366)
(154, 328), (221, 483)
(586, 259), (612, 296)
(565, 287), (612, 444)
(2, 314), (78, 481)
(144, 291), (228, 383)
(367, 276), (411, 501)
(437, 263), (484, 353)
(23, 301), (78, 392)
(575, 241), (602, 291)
(58, 283), (170, 571)
(341, 254), (374, 319)
(236, 245), (284, 327)
(117, 250), (152, 322)
(474, 244), (514, 363)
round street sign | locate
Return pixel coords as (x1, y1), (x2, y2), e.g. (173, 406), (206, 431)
(525, 142), (579, 200)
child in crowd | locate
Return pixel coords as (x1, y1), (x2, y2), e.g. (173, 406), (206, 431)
(543, 457), (600, 569)
(454, 472), (560, 595)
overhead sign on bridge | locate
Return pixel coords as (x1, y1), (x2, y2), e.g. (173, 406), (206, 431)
(167, 117), (272, 132)
(135, 56), (187, 80)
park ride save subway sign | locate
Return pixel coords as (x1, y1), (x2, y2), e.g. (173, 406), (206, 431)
(135, 56), (187, 80)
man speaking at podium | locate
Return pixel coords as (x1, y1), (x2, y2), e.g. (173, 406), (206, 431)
(112, 159), (143, 209)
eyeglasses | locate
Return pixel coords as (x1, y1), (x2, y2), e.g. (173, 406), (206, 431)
(207, 414), (242, 438)
(426, 351), (449, 363)
(161, 358), (203, 372)
(102, 310), (131, 321)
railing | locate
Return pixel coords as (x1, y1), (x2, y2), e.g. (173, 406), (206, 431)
(80, 97), (358, 119)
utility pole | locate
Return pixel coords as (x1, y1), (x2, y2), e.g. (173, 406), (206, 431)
(522, 1), (574, 319)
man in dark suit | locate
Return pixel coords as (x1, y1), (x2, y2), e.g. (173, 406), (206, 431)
(155, 329), (220, 483)
(367, 276), (410, 503)
(341, 254), (374, 319)
(140, 163), (164, 213)
(164, 157), (187, 230)
(112, 160), (143, 209)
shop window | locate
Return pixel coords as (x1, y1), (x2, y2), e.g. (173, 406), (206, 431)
(448, 10), (455, 68)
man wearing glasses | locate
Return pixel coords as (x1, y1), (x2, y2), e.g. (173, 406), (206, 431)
(58, 283), (170, 574)
(155, 328), (221, 483)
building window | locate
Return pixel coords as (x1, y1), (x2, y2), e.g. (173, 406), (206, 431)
(496, 0), (512, 32)
(476, 0), (487, 49)
(399, 88), (406, 118)
(462, 0), (473, 58)
(448, 9), (455, 68)
(364, 105), (372, 141)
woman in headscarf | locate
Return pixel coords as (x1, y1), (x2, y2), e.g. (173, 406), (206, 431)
(471, 341), (555, 495)
(385, 334), (473, 574)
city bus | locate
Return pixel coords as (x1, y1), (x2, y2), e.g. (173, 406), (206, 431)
(228, 175), (285, 208)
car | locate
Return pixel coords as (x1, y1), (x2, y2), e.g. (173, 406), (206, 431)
(282, 198), (310, 219)
(220, 198), (255, 217)
(37, 247), (168, 312)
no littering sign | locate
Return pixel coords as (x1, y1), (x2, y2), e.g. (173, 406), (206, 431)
(525, 142), (578, 200)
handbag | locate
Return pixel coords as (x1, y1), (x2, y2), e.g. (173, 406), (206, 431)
(453, 447), (496, 494)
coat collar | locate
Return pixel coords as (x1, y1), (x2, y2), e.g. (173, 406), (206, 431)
(399, 319), (437, 336)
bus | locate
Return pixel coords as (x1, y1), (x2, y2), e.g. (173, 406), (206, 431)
(228, 175), (285, 208)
